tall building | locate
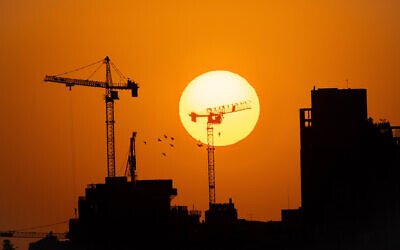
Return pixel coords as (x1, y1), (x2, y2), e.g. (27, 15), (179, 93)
(67, 176), (193, 249)
(299, 88), (400, 247)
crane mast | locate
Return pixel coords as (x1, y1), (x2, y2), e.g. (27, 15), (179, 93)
(45, 56), (138, 178)
(207, 122), (216, 205)
(190, 101), (251, 207)
(104, 57), (116, 177)
(125, 131), (137, 182)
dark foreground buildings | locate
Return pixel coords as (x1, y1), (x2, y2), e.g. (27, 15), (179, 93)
(297, 88), (400, 249)
(29, 88), (400, 250)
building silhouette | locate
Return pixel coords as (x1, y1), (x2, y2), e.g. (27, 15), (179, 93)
(28, 87), (400, 250)
(68, 176), (202, 249)
(298, 88), (400, 249)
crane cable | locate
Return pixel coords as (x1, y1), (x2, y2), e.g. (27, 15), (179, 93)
(110, 61), (128, 84)
(54, 58), (104, 77)
(69, 93), (77, 217)
(86, 62), (104, 80)
(52, 58), (129, 87)
(10, 221), (68, 232)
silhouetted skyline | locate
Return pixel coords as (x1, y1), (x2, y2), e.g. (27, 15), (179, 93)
(23, 88), (400, 249)
(2, 1), (400, 249)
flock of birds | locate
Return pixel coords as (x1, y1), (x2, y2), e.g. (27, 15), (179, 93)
(143, 134), (176, 157)
(141, 132), (215, 157)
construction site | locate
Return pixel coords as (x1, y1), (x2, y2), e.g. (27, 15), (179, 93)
(2, 58), (400, 250)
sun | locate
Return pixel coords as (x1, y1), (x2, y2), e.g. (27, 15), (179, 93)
(179, 70), (260, 146)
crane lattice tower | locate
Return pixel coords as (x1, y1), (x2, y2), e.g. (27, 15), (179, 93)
(45, 56), (139, 177)
(189, 100), (251, 206)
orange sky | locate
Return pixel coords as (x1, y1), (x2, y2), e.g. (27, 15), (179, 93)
(1, 0), (400, 248)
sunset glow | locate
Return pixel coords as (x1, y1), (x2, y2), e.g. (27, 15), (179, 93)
(179, 71), (260, 146)
(3, 1), (400, 248)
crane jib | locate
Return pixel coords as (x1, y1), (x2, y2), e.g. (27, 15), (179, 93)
(44, 75), (138, 91)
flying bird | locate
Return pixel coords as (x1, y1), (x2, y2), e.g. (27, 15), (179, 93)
(218, 132), (221, 136)
(170, 143), (174, 147)
(197, 143), (203, 147)
(164, 134), (168, 139)
(170, 137), (175, 140)
(144, 141), (147, 145)
(162, 153), (166, 156)
(158, 138), (162, 142)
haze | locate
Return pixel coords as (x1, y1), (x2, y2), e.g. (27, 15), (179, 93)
(1, 1), (400, 247)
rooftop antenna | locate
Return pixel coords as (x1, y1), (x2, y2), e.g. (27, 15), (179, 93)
(346, 78), (349, 89)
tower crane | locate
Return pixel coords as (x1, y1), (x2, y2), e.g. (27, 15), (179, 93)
(0, 220), (69, 239)
(44, 56), (139, 177)
(0, 231), (68, 239)
(189, 101), (251, 207)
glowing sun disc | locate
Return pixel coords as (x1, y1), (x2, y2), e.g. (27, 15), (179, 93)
(179, 70), (260, 146)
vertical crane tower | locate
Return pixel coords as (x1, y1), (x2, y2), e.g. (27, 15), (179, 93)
(189, 101), (251, 206)
(44, 56), (139, 177)
(125, 131), (137, 182)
